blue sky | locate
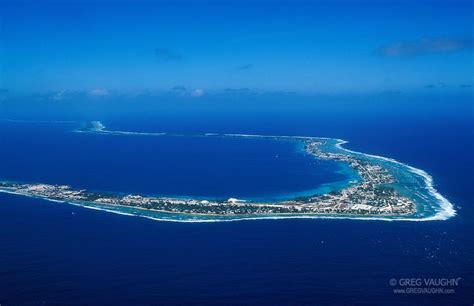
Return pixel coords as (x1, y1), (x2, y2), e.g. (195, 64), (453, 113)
(0, 0), (472, 96)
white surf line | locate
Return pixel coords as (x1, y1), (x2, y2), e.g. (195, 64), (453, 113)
(81, 121), (167, 136)
(96, 130), (167, 136)
(0, 188), (426, 223)
(0, 183), (451, 223)
(0, 188), (67, 204)
(81, 127), (318, 140)
(74, 125), (167, 136)
(333, 139), (455, 221)
(75, 121), (321, 140)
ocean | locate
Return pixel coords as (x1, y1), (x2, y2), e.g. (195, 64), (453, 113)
(0, 93), (473, 305)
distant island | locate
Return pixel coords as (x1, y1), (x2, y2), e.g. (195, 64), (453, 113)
(0, 121), (455, 221)
(0, 122), (455, 222)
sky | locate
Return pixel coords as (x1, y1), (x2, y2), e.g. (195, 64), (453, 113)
(0, 0), (473, 97)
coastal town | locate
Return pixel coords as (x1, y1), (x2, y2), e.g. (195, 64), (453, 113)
(0, 139), (416, 217)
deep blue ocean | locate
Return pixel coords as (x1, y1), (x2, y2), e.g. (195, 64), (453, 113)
(0, 93), (473, 305)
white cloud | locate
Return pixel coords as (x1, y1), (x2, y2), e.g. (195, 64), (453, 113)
(191, 88), (204, 97)
(89, 88), (109, 96)
(49, 90), (67, 101)
(376, 37), (473, 57)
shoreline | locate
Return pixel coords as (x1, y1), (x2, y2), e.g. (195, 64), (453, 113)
(0, 188), (443, 223)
